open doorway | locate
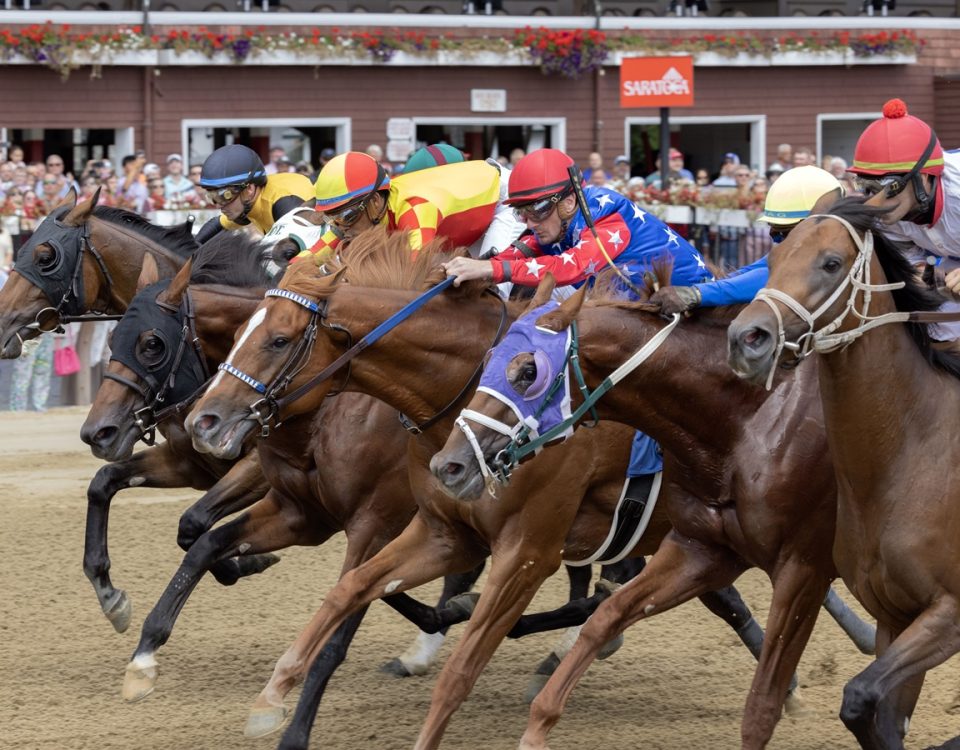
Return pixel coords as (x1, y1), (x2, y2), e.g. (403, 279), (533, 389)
(411, 117), (566, 163)
(6, 127), (135, 178)
(817, 113), (879, 167)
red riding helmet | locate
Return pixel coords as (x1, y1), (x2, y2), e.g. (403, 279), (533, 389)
(505, 148), (576, 206)
(850, 98), (944, 178)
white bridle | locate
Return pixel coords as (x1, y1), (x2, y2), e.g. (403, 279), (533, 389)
(752, 214), (909, 390)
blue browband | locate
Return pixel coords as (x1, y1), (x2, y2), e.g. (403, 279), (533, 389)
(264, 288), (321, 313)
(217, 362), (267, 394)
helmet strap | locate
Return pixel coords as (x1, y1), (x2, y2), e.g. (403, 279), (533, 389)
(233, 184), (259, 226)
(368, 190), (390, 226)
(905, 174), (936, 225)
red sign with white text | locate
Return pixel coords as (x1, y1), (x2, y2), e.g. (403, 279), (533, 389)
(620, 56), (694, 108)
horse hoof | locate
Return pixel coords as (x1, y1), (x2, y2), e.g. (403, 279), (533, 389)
(379, 658), (414, 678)
(122, 658), (157, 702)
(244, 705), (288, 738)
(104, 591), (132, 634)
(783, 687), (807, 717)
(524, 673), (550, 704)
(596, 633), (624, 661)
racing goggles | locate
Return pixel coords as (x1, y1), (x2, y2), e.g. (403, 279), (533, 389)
(513, 193), (565, 223)
(205, 184), (248, 206)
(323, 200), (368, 228)
(854, 175), (909, 199)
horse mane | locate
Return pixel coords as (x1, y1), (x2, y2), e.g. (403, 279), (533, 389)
(189, 232), (272, 288)
(93, 206), (198, 259)
(818, 196), (960, 378)
(279, 226), (489, 300)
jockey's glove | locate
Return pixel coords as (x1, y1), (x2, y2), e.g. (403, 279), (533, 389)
(649, 285), (702, 316)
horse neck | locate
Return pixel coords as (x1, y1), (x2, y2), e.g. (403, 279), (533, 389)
(328, 286), (509, 445)
(191, 286), (263, 364)
(577, 305), (769, 464)
(94, 221), (185, 310)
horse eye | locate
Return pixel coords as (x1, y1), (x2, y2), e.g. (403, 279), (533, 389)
(822, 258), (843, 273)
(37, 246), (59, 269)
(272, 336), (290, 349)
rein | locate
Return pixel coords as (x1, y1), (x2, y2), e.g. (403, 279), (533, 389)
(104, 290), (211, 445)
(456, 312), (681, 494)
(754, 214), (960, 390)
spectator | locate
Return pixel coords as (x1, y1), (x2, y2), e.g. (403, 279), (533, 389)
(96, 160), (114, 181)
(8, 144), (25, 167)
(116, 154), (149, 214)
(694, 168), (711, 188)
(162, 153), (196, 206)
(625, 176), (646, 202)
(264, 144), (287, 175)
(645, 148), (695, 189)
(829, 156), (857, 195)
(508, 148), (525, 167)
(765, 163), (786, 184)
(39, 175), (64, 211)
(79, 175), (99, 203)
(589, 169), (609, 188)
(742, 175), (772, 266)
(40, 154), (77, 199)
(99, 174), (120, 207)
(295, 160), (313, 177)
(581, 152), (609, 183)
(495, 155), (509, 168)
(792, 146), (815, 168)
(0, 162), (13, 192)
(187, 163), (204, 186)
(318, 147), (336, 169)
(608, 154), (632, 194)
(9, 334), (53, 412)
(712, 153), (741, 187)
(143, 162), (162, 182)
(146, 177), (167, 211)
(769, 143), (792, 172)
(12, 166), (30, 191)
(366, 143), (394, 176)
(276, 155), (294, 174)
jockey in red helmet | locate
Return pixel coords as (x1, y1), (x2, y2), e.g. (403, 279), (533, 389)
(849, 98), (960, 340)
(297, 150), (523, 262)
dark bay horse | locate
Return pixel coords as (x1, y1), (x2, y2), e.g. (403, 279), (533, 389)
(186, 233), (790, 750)
(728, 199), (960, 749)
(431, 271), (874, 749)
(0, 189), (196, 358)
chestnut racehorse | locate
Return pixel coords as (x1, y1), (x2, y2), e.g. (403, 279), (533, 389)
(728, 199), (960, 749)
(431, 269), (874, 749)
(0, 189), (195, 358)
(186, 232), (799, 750)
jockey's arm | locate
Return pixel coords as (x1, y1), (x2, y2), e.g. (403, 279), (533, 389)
(294, 225), (344, 265)
(695, 256), (769, 306)
(196, 215), (225, 244)
(394, 200), (441, 251)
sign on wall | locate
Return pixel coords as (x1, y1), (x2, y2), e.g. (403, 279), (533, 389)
(470, 89), (507, 113)
(620, 56), (694, 108)
(386, 118), (416, 141)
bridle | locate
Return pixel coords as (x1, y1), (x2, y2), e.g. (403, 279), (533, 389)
(103, 289), (211, 445)
(753, 213), (960, 390)
(216, 277), (509, 438)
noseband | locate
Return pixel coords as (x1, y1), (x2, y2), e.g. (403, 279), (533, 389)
(752, 214), (906, 390)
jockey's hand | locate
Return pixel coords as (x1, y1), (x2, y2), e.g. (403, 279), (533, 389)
(944, 268), (960, 302)
(442, 257), (494, 287)
(649, 286), (702, 316)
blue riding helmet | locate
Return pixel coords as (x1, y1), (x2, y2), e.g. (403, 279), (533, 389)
(199, 144), (267, 189)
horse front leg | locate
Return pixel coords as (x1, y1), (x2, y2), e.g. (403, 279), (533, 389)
(123, 489), (304, 702)
(520, 532), (742, 750)
(83, 444), (206, 633)
(840, 597), (960, 750)
(414, 543), (562, 750)
(740, 558), (830, 749)
(245, 512), (484, 740)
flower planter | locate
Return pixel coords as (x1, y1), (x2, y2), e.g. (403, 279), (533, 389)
(639, 204), (693, 224)
(695, 207), (751, 228)
(611, 50), (916, 68)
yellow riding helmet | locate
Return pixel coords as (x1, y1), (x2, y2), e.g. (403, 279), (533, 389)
(756, 166), (843, 227)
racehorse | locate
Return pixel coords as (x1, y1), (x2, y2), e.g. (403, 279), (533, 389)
(728, 198), (960, 749)
(185, 231), (804, 750)
(0, 189), (196, 358)
(430, 268), (875, 749)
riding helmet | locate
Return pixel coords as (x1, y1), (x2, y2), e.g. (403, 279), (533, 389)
(849, 99), (944, 178)
(403, 144), (465, 174)
(505, 148), (576, 206)
(198, 144), (268, 189)
(755, 166), (842, 226)
(314, 152), (390, 212)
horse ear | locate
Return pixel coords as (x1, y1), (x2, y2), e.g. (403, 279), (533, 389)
(137, 253), (161, 293)
(524, 273), (557, 313)
(538, 283), (586, 333)
(61, 187), (96, 226)
(157, 257), (193, 308)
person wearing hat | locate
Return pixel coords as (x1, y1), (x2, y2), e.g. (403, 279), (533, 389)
(846, 98), (960, 340)
(650, 165), (844, 315)
(608, 154), (632, 194)
(644, 148), (694, 190)
(162, 153), (196, 205)
(195, 144), (314, 244)
(297, 149), (523, 262)
(765, 163), (786, 184)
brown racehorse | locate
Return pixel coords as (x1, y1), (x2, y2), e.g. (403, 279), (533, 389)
(0, 189), (195, 358)
(186, 232), (797, 750)
(431, 268), (869, 749)
(728, 199), (960, 750)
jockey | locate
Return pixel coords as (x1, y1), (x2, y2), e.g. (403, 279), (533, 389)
(444, 147), (714, 512)
(846, 98), (960, 341)
(295, 150), (523, 263)
(195, 144), (314, 244)
(650, 165), (844, 315)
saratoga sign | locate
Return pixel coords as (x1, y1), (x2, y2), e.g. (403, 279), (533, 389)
(620, 56), (694, 108)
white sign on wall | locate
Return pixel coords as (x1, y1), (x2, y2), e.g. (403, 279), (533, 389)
(471, 89), (507, 113)
(386, 118), (416, 141)
(387, 139), (415, 163)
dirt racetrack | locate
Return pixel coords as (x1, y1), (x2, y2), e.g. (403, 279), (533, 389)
(2, 406), (959, 750)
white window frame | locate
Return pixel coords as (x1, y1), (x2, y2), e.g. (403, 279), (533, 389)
(623, 114), (767, 172)
(410, 117), (566, 153)
(180, 117), (352, 164)
(816, 112), (881, 165)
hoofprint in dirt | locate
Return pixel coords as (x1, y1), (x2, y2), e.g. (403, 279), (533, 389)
(2, 407), (959, 750)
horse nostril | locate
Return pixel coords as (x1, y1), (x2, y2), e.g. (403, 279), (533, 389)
(81, 424), (117, 447)
(195, 413), (220, 435)
(741, 327), (770, 352)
